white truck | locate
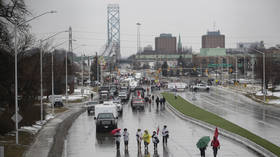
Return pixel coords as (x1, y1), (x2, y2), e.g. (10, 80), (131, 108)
(191, 84), (210, 92)
(48, 95), (63, 107)
(94, 104), (118, 132)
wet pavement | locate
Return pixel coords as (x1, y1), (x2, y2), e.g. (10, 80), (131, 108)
(177, 87), (280, 147)
(63, 91), (260, 157)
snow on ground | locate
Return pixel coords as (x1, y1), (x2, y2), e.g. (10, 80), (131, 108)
(62, 95), (86, 101)
(20, 114), (54, 134)
(74, 88), (92, 95)
(268, 99), (280, 105)
(256, 91), (280, 98)
(273, 92), (280, 97)
(256, 90), (273, 96)
(275, 85), (280, 91)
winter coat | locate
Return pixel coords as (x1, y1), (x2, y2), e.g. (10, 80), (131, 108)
(211, 139), (220, 148)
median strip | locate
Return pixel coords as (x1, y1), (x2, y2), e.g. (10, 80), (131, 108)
(162, 92), (280, 156)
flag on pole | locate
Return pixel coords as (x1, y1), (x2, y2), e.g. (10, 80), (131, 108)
(157, 126), (159, 135)
(214, 127), (219, 139)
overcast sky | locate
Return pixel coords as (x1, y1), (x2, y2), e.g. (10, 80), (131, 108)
(25, 0), (280, 57)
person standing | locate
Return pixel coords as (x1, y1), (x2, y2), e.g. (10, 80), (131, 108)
(162, 96), (166, 106)
(199, 146), (207, 157)
(152, 95), (154, 101)
(211, 136), (220, 157)
(123, 128), (129, 151)
(114, 130), (121, 150)
(136, 129), (143, 150)
(142, 130), (151, 151)
(155, 97), (160, 109)
(162, 125), (169, 145)
(152, 131), (159, 150)
(159, 98), (163, 108)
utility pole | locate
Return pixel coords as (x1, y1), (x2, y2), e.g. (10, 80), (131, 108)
(88, 56), (91, 86)
(81, 54), (84, 96)
(236, 56), (238, 82)
(66, 26), (72, 105)
(96, 52), (98, 82)
(40, 40), (43, 123)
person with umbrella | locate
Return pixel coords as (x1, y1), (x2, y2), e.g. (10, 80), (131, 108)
(123, 128), (129, 151)
(142, 130), (151, 151)
(196, 136), (210, 157)
(112, 129), (122, 150)
(136, 128), (143, 150)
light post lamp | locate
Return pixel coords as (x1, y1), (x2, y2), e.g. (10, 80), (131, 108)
(39, 30), (68, 122)
(49, 39), (70, 115)
(246, 48), (266, 102)
(14, 10), (56, 144)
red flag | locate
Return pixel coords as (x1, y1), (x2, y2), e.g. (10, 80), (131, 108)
(137, 91), (140, 97)
(214, 127), (219, 138)
(157, 126), (159, 135)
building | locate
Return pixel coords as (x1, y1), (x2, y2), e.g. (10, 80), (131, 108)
(155, 33), (176, 53)
(202, 30), (225, 48)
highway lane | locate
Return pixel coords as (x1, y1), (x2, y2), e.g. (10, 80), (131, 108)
(177, 86), (280, 147)
(63, 94), (260, 157)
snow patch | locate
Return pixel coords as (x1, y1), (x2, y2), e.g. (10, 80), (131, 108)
(275, 85), (280, 91)
(268, 99), (280, 105)
(273, 92), (280, 97)
(256, 91), (273, 96)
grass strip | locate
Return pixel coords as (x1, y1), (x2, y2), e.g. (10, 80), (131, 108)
(0, 132), (34, 157)
(162, 92), (280, 156)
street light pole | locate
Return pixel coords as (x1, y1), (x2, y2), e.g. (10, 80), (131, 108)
(13, 10), (56, 144)
(51, 48), (54, 115)
(263, 53), (266, 102)
(14, 25), (19, 145)
(40, 40), (43, 123)
(247, 48), (266, 102)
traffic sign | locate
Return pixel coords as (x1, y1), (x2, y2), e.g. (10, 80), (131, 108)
(11, 113), (22, 123)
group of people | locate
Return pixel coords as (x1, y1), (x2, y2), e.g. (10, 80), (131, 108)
(155, 96), (166, 109)
(114, 125), (169, 152)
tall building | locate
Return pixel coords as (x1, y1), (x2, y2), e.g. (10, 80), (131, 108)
(202, 30), (225, 48)
(155, 33), (176, 53)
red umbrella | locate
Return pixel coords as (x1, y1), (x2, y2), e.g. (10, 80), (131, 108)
(111, 128), (121, 135)
(214, 127), (219, 139)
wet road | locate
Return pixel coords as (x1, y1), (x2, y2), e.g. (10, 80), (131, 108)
(64, 93), (259, 157)
(177, 87), (280, 147)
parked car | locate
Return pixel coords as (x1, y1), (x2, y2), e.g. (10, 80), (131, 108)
(85, 101), (98, 116)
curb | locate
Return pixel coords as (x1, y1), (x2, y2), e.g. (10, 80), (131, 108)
(48, 108), (85, 157)
(164, 96), (277, 157)
(23, 107), (86, 157)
